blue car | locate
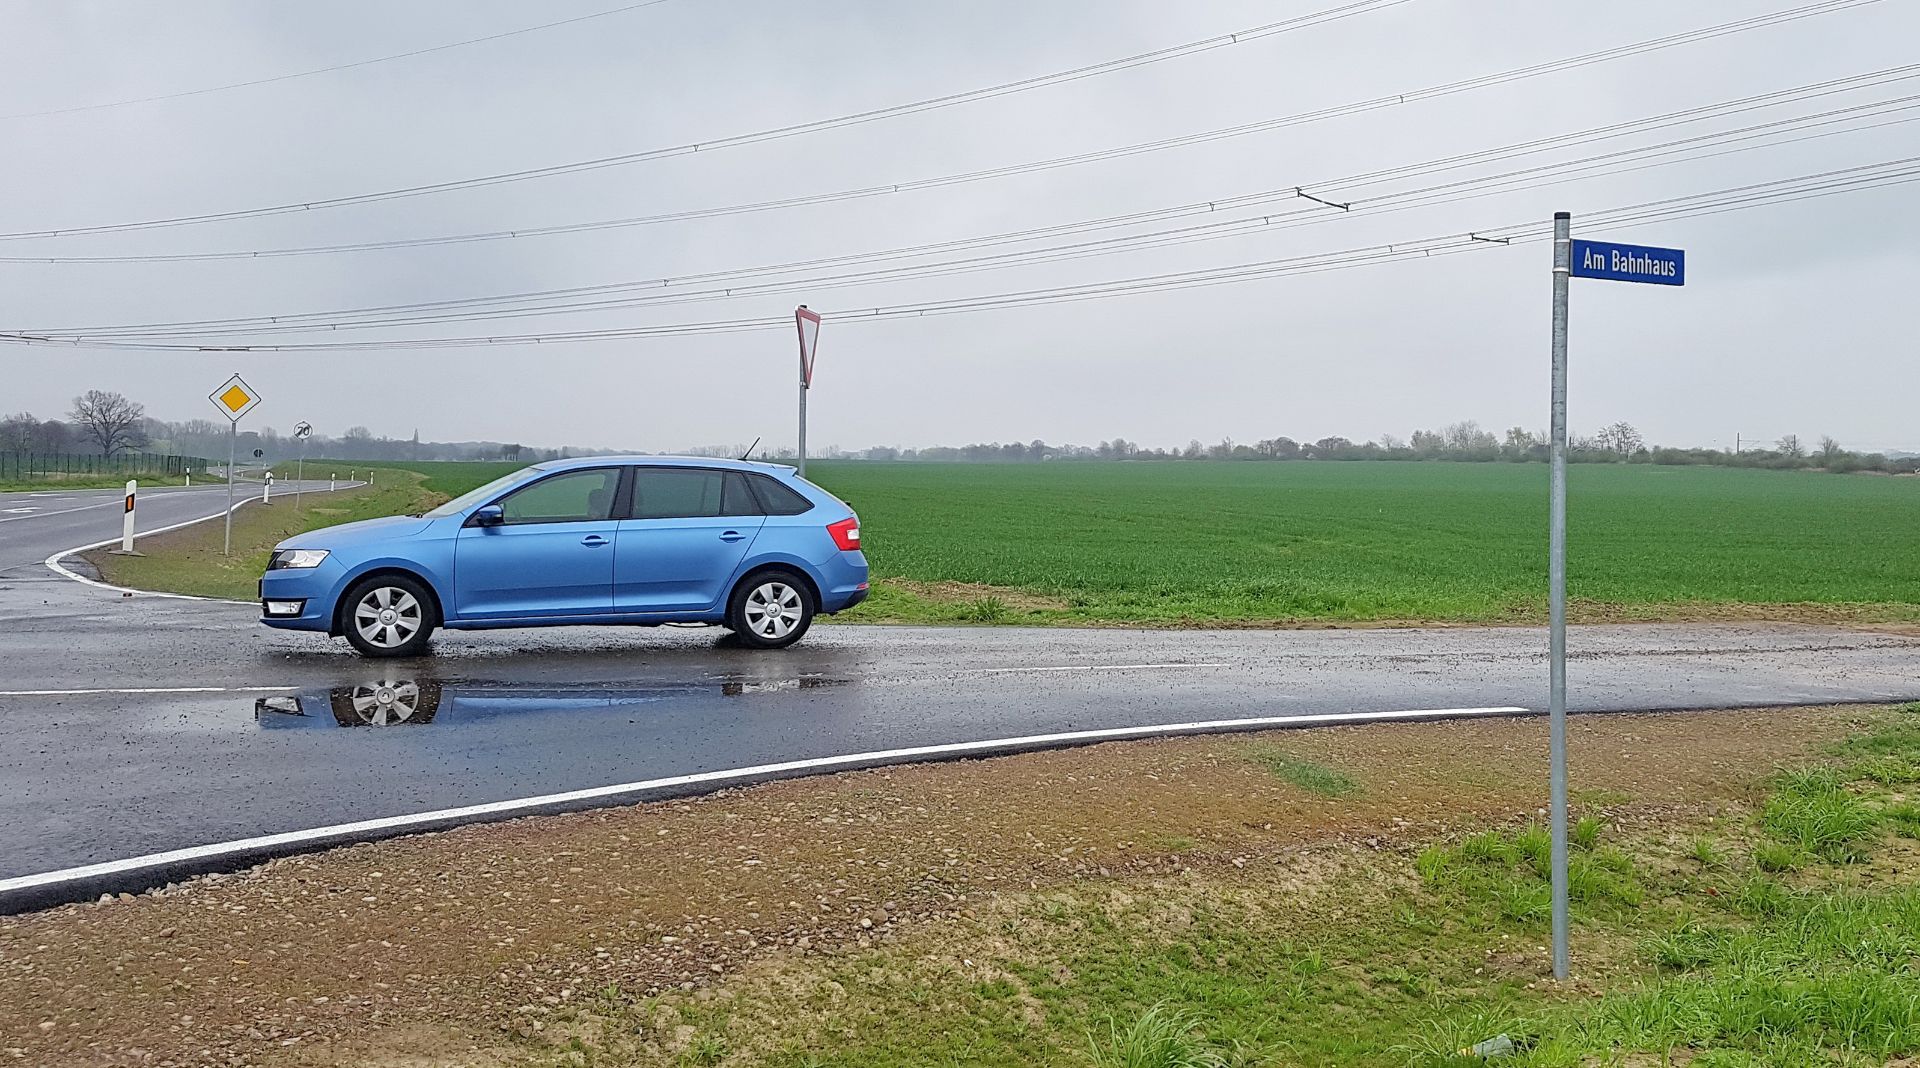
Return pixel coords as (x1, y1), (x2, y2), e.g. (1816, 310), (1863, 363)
(259, 457), (868, 657)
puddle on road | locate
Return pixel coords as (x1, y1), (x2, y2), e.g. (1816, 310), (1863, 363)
(254, 674), (847, 728)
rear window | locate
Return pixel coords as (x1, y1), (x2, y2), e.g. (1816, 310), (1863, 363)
(630, 468), (723, 519)
(749, 474), (814, 516)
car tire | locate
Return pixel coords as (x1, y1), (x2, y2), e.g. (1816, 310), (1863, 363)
(726, 571), (814, 649)
(339, 574), (437, 658)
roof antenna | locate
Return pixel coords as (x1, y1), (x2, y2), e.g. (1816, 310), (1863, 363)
(738, 436), (761, 461)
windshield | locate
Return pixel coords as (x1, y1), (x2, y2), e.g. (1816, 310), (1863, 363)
(422, 469), (538, 518)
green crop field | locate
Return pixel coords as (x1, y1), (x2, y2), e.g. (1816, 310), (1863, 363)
(195, 459), (1920, 626)
(808, 461), (1920, 625)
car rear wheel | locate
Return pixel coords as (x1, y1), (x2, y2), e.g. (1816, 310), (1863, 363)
(727, 571), (814, 649)
(340, 575), (437, 658)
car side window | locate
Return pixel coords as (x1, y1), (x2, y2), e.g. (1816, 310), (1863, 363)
(721, 473), (763, 517)
(630, 468), (727, 520)
(748, 474), (814, 516)
(496, 469), (620, 525)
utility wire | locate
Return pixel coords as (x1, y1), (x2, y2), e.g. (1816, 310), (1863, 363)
(0, 0), (1416, 239)
(3, 0), (1885, 245)
(11, 58), (1916, 265)
(1, 0), (683, 121)
(7, 160), (1913, 352)
(29, 84), (1919, 337)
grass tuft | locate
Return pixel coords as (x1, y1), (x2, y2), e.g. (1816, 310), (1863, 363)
(1762, 768), (1881, 863)
(1088, 1005), (1228, 1068)
(1240, 747), (1359, 797)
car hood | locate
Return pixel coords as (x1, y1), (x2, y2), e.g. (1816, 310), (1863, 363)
(277, 514), (436, 550)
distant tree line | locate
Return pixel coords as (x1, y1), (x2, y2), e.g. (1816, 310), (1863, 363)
(799, 421), (1918, 474)
(2, 390), (581, 464)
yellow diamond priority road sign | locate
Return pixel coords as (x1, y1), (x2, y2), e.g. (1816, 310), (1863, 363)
(209, 374), (261, 422)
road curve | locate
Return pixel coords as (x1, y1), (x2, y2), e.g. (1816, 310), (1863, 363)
(4, 555), (1918, 910)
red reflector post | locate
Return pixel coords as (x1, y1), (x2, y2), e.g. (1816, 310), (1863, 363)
(828, 516), (861, 551)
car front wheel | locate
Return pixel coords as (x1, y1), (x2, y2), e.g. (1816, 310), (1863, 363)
(340, 575), (437, 658)
(727, 572), (814, 649)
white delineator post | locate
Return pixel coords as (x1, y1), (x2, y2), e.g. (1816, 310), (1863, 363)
(262, 473), (273, 504)
(184, 470), (190, 487)
(120, 480), (136, 553)
(330, 474), (337, 491)
(1548, 210), (1572, 981)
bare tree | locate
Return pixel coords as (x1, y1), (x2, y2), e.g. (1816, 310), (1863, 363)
(67, 390), (147, 456)
(1817, 436), (1845, 464)
(0, 412), (37, 452)
(1776, 434), (1804, 458)
(1594, 422), (1645, 456)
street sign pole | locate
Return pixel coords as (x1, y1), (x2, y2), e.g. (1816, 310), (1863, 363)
(1548, 211), (1572, 981)
(1545, 221), (1683, 979)
(293, 421), (312, 513)
(795, 306), (822, 477)
(225, 422), (237, 555)
(208, 373), (263, 557)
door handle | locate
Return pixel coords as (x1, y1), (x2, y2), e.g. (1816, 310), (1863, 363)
(719, 531), (745, 542)
(581, 535), (609, 547)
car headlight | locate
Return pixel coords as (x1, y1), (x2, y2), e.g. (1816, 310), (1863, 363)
(269, 548), (331, 570)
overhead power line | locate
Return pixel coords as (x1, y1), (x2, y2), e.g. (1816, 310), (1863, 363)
(2, 1), (1881, 259)
(1, 0), (684, 121)
(14, 60), (1914, 267)
(26, 77), (1920, 337)
(0, 0), (1417, 240)
(6, 160), (1914, 352)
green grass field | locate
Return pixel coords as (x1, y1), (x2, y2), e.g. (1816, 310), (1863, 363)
(809, 461), (1920, 625)
(96, 459), (1920, 625)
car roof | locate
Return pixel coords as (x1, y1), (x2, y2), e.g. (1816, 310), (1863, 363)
(532, 455), (799, 475)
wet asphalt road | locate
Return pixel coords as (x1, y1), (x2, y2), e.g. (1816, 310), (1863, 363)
(2, 484), (1919, 907)
(0, 479), (347, 577)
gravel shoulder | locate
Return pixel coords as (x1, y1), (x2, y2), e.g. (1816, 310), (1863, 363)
(0, 705), (1883, 1066)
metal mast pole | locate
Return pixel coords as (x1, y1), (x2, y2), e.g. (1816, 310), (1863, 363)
(798, 372), (808, 478)
(224, 422), (237, 555)
(1548, 210), (1572, 980)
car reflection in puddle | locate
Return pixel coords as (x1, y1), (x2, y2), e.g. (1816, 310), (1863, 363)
(254, 675), (844, 728)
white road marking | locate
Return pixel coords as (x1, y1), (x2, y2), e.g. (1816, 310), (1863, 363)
(959, 662), (1233, 674)
(44, 500), (261, 603)
(0, 704), (1528, 898)
(0, 500), (119, 524)
(0, 685), (298, 697)
(41, 481), (361, 603)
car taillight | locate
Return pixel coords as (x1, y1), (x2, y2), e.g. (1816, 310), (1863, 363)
(828, 516), (861, 551)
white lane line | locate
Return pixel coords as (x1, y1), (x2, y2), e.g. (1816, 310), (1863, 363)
(0, 500), (121, 524)
(44, 499), (260, 603)
(0, 704), (1528, 897)
(41, 482), (363, 603)
(958, 662), (1232, 675)
(0, 685), (297, 697)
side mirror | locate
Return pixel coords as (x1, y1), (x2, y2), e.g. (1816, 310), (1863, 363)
(470, 504), (505, 527)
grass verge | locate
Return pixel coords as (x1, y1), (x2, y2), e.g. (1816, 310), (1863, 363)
(84, 472), (444, 600)
(3, 705), (1913, 1067)
(0, 471), (211, 492)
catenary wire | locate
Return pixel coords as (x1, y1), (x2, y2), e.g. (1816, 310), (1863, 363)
(10, 59), (1916, 266)
(0, 0), (1416, 239)
(0, 0), (684, 121)
(0, 0), (1880, 242)
(27, 91), (1919, 337)
(5, 160), (1913, 352)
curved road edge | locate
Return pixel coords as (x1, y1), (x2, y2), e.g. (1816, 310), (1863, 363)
(0, 703), (1527, 913)
(43, 480), (363, 602)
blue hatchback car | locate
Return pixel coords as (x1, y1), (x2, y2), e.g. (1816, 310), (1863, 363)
(259, 457), (868, 657)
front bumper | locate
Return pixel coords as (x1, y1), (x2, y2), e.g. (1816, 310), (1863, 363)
(258, 560), (346, 632)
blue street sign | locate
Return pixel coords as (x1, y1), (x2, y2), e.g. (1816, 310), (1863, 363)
(1569, 239), (1684, 285)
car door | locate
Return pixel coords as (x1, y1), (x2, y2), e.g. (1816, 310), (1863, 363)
(453, 467), (623, 619)
(613, 467), (766, 613)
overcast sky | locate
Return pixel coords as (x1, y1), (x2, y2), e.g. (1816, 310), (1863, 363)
(3, 0), (1917, 453)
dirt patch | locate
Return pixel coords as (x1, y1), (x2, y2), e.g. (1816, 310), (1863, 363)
(882, 578), (1071, 612)
(0, 705), (1875, 1067)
